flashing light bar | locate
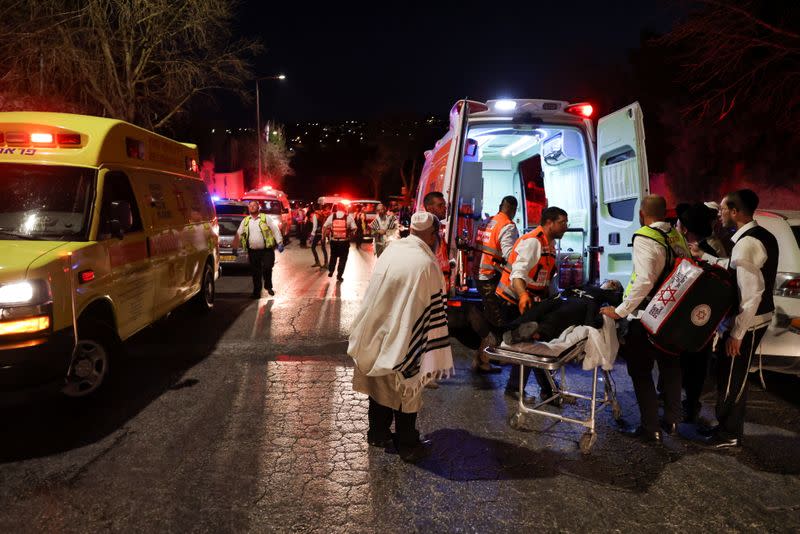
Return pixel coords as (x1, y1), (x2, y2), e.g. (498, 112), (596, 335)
(30, 132), (54, 144)
(565, 103), (594, 118)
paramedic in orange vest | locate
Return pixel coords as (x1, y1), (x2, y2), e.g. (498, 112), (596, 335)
(497, 206), (568, 402)
(600, 195), (690, 444)
(473, 196), (519, 374)
(323, 202), (357, 282)
(232, 200), (285, 298)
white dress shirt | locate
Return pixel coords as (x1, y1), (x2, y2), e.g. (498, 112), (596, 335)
(703, 221), (772, 340)
(237, 214), (283, 250)
(615, 221), (672, 319)
(478, 222), (519, 281)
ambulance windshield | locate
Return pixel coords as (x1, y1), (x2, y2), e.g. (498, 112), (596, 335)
(0, 163), (96, 241)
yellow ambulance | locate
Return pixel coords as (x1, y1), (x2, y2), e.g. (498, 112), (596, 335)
(0, 112), (219, 397)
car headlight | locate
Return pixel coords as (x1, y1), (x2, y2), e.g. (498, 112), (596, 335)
(0, 280), (50, 306)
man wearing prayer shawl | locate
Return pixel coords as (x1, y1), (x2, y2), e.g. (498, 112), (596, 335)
(348, 212), (454, 463)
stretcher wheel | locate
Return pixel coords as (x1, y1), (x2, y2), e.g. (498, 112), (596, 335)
(579, 431), (596, 454)
(509, 412), (527, 431)
(611, 400), (623, 421)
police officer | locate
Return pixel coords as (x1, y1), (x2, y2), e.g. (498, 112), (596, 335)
(473, 196), (519, 373)
(233, 200), (284, 298)
(692, 189), (778, 449)
(323, 202), (357, 281)
(497, 206), (568, 401)
(601, 195), (690, 444)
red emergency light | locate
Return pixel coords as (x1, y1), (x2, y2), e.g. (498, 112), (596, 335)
(57, 133), (82, 146)
(0, 133), (4, 144)
(565, 103), (594, 118)
(78, 269), (95, 283)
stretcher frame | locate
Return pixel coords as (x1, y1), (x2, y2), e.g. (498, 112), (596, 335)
(485, 339), (622, 453)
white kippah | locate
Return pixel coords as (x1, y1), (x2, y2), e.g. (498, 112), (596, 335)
(410, 211), (436, 231)
(704, 201), (721, 212)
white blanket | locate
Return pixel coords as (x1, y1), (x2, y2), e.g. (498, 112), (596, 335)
(347, 235), (454, 396)
(499, 316), (619, 371)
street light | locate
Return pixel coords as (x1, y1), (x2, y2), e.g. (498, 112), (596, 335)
(256, 74), (286, 186)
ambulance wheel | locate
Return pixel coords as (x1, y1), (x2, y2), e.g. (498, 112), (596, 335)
(611, 400), (623, 421)
(579, 432), (596, 454)
(192, 262), (215, 313)
(62, 321), (114, 398)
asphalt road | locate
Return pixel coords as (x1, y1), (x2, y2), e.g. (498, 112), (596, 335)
(1, 242), (800, 533)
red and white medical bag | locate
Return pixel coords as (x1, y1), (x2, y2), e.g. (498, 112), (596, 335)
(641, 259), (735, 354)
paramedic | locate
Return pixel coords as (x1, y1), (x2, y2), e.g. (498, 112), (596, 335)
(496, 206), (568, 402)
(473, 196), (519, 373)
(600, 195), (690, 444)
(232, 200), (285, 298)
(692, 189), (778, 449)
(323, 203), (357, 281)
(308, 204), (328, 269)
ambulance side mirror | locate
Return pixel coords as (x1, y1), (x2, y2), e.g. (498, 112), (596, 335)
(109, 200), (133, 238)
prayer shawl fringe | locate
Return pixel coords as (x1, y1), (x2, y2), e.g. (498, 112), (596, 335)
(347, 235), (454, 396)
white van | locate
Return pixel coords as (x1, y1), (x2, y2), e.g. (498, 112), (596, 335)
(415, 99), (649, 331)
(241, 186), (291, 238)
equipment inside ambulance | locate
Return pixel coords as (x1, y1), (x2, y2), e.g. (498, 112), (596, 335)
(0, 112), (219, 398)
(415, 99), (649, 339)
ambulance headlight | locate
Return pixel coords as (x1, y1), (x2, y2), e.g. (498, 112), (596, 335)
(0, 280), (50, 305)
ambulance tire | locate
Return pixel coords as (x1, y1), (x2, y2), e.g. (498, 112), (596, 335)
(192, 262), (215, 313)
(62, 320), (116, 398)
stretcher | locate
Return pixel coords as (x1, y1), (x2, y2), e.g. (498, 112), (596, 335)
(485, 327), (622, 453)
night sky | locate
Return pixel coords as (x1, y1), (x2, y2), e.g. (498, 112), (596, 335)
(234, 0), (684, 122)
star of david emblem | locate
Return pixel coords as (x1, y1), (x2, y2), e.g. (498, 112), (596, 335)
(656, 287), (678, 306)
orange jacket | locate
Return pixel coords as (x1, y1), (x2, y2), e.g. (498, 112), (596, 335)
(495, 226), (556, 304)
(475, 212), (514, 278)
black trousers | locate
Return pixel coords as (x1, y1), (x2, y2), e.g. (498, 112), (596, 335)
(368, 397), (420, 449)
(247, 247), (275, 294)
(329, 240), (350, 277)
(715, 327), (767, 439)
(624, 320), (682, 432)
(311, 235), (328, 265)
(681, 341), (712, 418)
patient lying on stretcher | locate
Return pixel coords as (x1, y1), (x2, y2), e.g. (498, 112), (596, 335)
(503, 280), (623, 345)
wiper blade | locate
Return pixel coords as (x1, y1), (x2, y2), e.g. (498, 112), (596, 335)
(0, 229), (51, 240)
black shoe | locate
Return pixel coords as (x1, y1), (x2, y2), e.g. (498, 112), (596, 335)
(267, 288), (275, 296)
(619, 425), (663, 444)
(398, 439), (432, 463)
(697, 424), (719, 437)
(327, 271), (333, 278)
(504, 389), (536, 404)
(540, 390), (562, 407)
(660, 420), (679, 436)
(702, 432), (741, 450)
(367, 433), (394, 448)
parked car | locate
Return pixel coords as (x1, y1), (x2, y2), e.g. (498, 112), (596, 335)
(752, 209), (800, 374)
(214, 200), (249, 268)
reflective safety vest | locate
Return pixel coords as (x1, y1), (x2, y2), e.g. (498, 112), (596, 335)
(331, 212), (349, 241)
(624, 224), (691, 302)
(496, 226), (556, 304)
(476, 212), (514, 277)
(240, 213), (276, 249)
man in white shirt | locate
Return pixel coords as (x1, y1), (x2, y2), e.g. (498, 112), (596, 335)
(323, 203), (358, 281)
(601, 195), (690, 444)
(691, 189), (778, 449)
(233, 200), (284, 298)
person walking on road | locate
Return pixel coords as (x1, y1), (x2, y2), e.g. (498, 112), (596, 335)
(308, 205), (328, 268)
(348, 211), (454, 463)
(600, 195), (690, 444)
(370, 203), (396, 257)
(324, 202), (357, 281)
(691, 189), (778, 449)
(233, 200), (284, 298)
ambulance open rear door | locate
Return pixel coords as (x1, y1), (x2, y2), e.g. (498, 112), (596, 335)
(594, 102), (650, 285)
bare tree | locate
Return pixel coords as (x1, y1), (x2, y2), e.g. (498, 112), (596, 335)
(659, 1), (800, 124)
(0, 0), (261, 130)
(239, 123), (294, 190)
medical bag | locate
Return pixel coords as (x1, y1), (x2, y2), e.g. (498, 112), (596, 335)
(641, 258), (735, 354)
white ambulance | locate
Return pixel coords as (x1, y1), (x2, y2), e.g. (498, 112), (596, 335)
(415, 99), (649, 333)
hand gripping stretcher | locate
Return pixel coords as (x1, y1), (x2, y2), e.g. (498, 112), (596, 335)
(484, 323), (622, 453)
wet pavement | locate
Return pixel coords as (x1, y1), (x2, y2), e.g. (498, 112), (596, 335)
(1, 242), (800, 532)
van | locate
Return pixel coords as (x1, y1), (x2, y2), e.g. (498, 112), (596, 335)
(242, 186), (291, 238)
(0, 112), (219, 397)
(415, 99), (649, 334)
